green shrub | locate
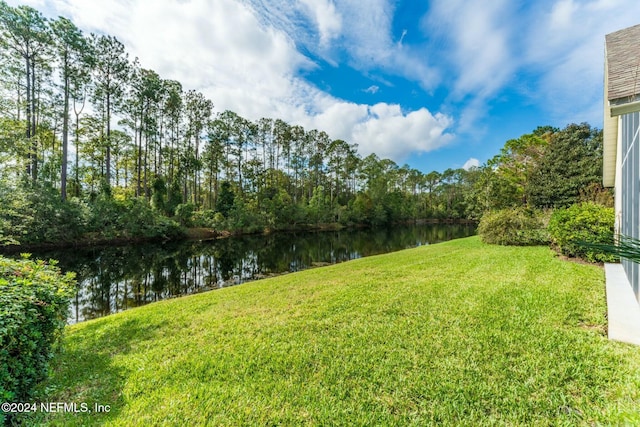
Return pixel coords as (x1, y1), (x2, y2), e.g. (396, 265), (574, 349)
(87, 197), (183, 240)
(548, 202), (616, 263)
(0, 256), (75, 425)
(192, 210), (226, 229)
(121, 198), (183, 239)
(85, 194), (127, 238)
(478, 207), (550, 246)
(227, 198), (265, 233)
(0, 182), (88, 246)
(174, 203), (195, 227)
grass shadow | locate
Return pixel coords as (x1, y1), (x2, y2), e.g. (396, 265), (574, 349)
(25, 316), (160, 426)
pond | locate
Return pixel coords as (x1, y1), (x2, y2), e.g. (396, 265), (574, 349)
(24, 223), (476, 323)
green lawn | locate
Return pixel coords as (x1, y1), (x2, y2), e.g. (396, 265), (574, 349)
(33, 236), (640, 426)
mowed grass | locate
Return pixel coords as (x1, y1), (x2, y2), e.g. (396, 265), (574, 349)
(34, 236), (640, 426)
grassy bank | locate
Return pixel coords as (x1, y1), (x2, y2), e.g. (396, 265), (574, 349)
(32, 237), (640, 425)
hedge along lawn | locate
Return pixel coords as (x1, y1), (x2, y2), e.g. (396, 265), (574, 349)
(34, 236), (640, 426)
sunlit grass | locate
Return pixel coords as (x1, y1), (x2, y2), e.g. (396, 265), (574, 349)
(32, 236), (640, 425)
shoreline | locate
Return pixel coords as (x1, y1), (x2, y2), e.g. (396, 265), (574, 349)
(0, 218), (477, 252)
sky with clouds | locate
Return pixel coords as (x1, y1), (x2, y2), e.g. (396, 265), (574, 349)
(8, 0), (640, 172)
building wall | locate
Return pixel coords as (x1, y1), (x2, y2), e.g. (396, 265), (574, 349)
(621, 111), (640, 299)
(615, 115), (623, 237)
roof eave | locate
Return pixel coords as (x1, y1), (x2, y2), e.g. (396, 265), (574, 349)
(604, 54), (618, 188)
(610, 97), (640, 116)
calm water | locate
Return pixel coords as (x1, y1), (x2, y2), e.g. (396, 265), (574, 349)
(24, 224), (475, 323)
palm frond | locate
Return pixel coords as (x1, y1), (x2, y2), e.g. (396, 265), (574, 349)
(577, 235), (640, 263)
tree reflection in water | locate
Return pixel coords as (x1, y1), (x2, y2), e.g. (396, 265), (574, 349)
(24, 224), (475, 323)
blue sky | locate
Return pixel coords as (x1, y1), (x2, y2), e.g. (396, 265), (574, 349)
(10, 0), (640, 172)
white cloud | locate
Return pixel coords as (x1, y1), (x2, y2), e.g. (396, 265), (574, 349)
(289, 98), (453, 162)
(243, 0), (439, 91)
(420, 0), (517, 142)
(8, 0), (46, 7)
(12, 0), (640, 168)
(299, 0), (342, 49)
(350, 104), (454, 161)
(462, 158), (480, 170)
(422, 0), (640, 133)
(523, 0), (640, 124)
(334, 0), (438, 90)
(364, 85), (379, 94)
(425, 0), (514, 99)
(549, 0), (579, 29)
(15, 0), (454, 164)
(398, 29), (408, 46)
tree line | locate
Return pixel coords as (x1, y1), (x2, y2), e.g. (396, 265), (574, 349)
(0, 2), (608, 245)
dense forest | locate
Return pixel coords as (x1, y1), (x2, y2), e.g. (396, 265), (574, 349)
(0, 2), (608, 247)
